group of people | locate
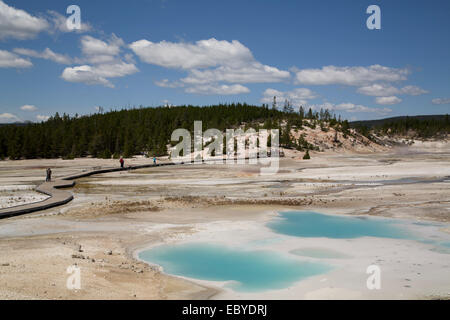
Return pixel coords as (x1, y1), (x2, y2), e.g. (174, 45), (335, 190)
(119, 156), (157, 168)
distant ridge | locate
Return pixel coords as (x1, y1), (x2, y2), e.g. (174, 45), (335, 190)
(0, 121), (32, 127)
(350, 114), (448, 128)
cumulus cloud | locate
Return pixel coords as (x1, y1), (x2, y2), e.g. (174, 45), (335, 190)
(401, 85), (428, 96)
(36, 115), (50, 122)
(61, 35), (138, 88)
(130, 38), (254, 69)
(357, 84), (400, 97)
(81, 34), (124, 61)
(0, 113), (21, 123)
(308, 102), (392, 115)
(375, 96), (402, 105)
(182, 63), (290, 85)
(294, 65), (409, 86)
(91, 61), (138, 78)
(61, 65), (113, 87)
(185, 84), (250, 95)
(358, 83), (428, 97)
(61, 61), (138, 88)
(0, 50), (32, 68)
(0, 0), (49, 40)
(0, 2), (92, 40)
(432, 98), (450, 105)
(261, 88), (317, 107)
(13, 48), (72, 64)
(155, 77), (252, 95)
(20, 105), (37, 111)
(131, 38), (290, 95)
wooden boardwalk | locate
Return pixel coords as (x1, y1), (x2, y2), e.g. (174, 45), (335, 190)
(0, 163), (173, 219)
(0, 154), (283, 219)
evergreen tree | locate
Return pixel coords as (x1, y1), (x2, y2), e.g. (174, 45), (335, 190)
(299, 106), (304, 118)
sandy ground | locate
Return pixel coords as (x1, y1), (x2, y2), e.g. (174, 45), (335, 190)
(0, 185), (49, 209)
(0, 142), (449, 300)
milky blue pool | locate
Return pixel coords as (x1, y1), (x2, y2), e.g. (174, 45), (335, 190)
(139, 243), (331, 291)
(267, 211), (414, 239)
(139, 211), (449, 293)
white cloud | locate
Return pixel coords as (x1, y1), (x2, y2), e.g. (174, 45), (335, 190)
(81, 34), (124, 61)
(357, 84), (400, 97)
(375, 96), (402, 105)
(130, 38), (254, 69)
(155, 78), (250, 95)
(131, 38), (290, 94)
(20, 105), (37, 111)
(92, 61), (138, 78)
(36, 115), (50, 122)
(61, 61), (138, 88)
(182, 63), (290, 85)
(61, 35), (138, 88)
(401, 85), (428, 96)
(47, 10), (92, 34)
(0, 50), (32, 68)
(14, 48), (72, 64)
(0, 0), (49, 40)
(185, 84), (250, 95)
(0, 113), (21, 123)
(432, 98), (450, 105)
(358, 83), (428, 97)
(261, 88), (317, 107)
(155, 79), (184, 88)
(308, 102), (392, 115)
(294, 65), (409, 86)
(0, 3), (92, 40)
(61, 65), (114, 88)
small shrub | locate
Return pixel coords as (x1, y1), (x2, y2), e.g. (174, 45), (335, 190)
(303, 150), (311, 160)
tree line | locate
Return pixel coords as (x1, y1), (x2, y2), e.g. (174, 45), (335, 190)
(353, 114), (450, 139)
(0, 103), (348, 160)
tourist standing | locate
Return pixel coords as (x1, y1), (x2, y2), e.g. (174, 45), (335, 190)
(46, 168), (52, 182)
(120, 157), (124, 168)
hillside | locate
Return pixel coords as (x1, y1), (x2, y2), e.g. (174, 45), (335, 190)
(0, 104), (364, 160)
(350, 114), (448, 128)
(288, 120), (386, 153)
(1, 106), (448, 160)
(351, 114), (449, 139)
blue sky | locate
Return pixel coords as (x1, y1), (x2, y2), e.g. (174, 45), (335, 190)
(0, 0), (449, 123)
